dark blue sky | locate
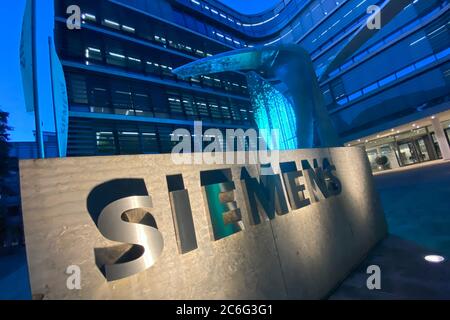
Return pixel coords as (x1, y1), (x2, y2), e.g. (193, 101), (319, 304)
(0, 0), (54, 142)
(220, 0), (280, 14)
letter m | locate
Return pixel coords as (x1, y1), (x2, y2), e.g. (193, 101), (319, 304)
(240, 168), (289, 225)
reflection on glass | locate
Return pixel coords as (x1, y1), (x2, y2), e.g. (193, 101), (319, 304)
(417, 138), (430, 161)
(398, 143), (418, 165)
(366, 144), (399, 172)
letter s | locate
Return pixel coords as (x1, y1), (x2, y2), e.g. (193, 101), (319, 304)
(95, 196), (164, 281)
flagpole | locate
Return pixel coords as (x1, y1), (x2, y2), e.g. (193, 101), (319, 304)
(48, 36), (61, 158)
(32, 0), (45, 158)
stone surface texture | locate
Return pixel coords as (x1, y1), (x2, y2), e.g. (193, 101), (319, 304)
(20, 147), (387, 299)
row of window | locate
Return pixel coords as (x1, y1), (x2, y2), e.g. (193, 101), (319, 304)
(56, 22), (249, 97)
(79, 5), (248, 53)
(184, 0), (286, 28)
(68, 120), (257, 157)
(319, 3), (447, 78)
(80, 45), (248, 96)
(182, 0), (353, 43)
(320, 9), (449, 104)
(166, 91), (253, 122)
(171, 8), (249, 48)
(311, 0), (385, 62)
(57, 0), (245, 59)
(327, 47), (449, 108)
(68, 121), (189, 155)
(66, 72), (254, 125)
(257, 0), (439, 58)
(82, 13), (222, 56)
(336, 94), (450, 138)
(257, 0), (351, 46)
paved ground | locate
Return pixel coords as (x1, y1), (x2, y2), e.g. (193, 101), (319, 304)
(0, 247), (31, 300)
(331, 160), (450, 299)
(376, 160), (450, 257)
(330, 235), (450, 299)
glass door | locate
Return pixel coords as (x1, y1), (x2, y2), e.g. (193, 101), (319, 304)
(416, 138), (431, 162)
(397, 135), (435, 166)
(431, 132), (442, 159)
(398, 142), (420, 166)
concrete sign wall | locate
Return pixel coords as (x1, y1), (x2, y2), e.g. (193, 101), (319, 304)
(20, 147), (387, 299)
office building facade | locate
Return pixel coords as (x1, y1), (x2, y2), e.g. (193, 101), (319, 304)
(54, 0), (256, 157)
(53, 0), (450, 170)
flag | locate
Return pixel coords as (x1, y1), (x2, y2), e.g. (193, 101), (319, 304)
(20, 0), (34, 112)
(49, 39), (69, 157)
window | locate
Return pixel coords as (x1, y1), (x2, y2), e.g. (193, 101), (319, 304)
(330, 79), (346, 99)
(111, 84), (132, 114)
(103, 19), (120, 30)
(67, 74), (88, 105)
(322, 87), (333, 105)
(132, 87), (152, 117)
(145, 61), (160, 75)
(122, 25), (135, 33)
(220, 100), (231, 120)
(141, 131), (159, 154)
(182, 95), (197, 118)
(414, 55), (436, 69)
(89, 87), (110, 113)
(378, 74), (397, 87)
(151, 89), (170, 118)
(195, 97), (210, 120)
(436, 48), (450, 60)
(118, 130), (140, 154)
(396, 65), (415, 78)
(362, 83), (378, 94)
(208, 98), (222, 119)
(85, 47), (102, 63)
(127, 55), (142, 72)
(337, 97), (348, 105)
(107, 51), (126, 68)
(158, 126), (178, 153)
(167, 92), (184, 117)
(96, 131), (116, 155)
(348, 91), (362, 101)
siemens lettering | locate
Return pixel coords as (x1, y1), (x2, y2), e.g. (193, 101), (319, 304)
(90, 157), (342, 281)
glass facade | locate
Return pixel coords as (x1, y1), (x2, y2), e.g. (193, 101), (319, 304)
(53, 0), (450, 157)
(349, 111), (450, 172)
(54, 0), (257, 157)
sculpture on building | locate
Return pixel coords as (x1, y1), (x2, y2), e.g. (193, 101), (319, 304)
(173, 0), (411, 149)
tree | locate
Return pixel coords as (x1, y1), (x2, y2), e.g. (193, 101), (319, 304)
(0, 109), (11, 246)
(0, 109), (11, 171)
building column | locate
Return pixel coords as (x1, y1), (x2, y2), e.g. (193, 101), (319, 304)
(431, 117), (450, 160)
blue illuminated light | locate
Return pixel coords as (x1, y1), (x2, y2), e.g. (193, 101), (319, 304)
(247, 73), (298, 150)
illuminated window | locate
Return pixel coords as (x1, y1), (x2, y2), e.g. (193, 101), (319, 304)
(103, 19), (120, 29)
(122, 25), (135, 33)
(82, 13), (96, 22)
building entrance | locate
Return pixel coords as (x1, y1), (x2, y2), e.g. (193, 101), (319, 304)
(397, 135), (437, 166)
